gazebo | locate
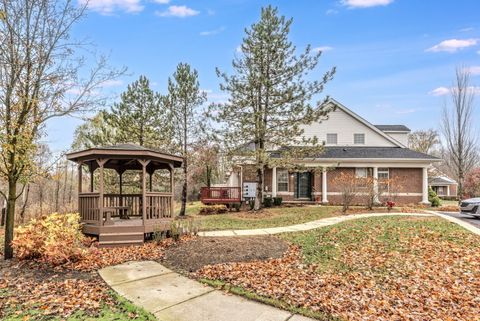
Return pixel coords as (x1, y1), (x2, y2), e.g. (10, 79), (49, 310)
(67, 143), (183, 246)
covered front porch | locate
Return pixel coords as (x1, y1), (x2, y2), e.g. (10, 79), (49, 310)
(67, 144), (183, 245)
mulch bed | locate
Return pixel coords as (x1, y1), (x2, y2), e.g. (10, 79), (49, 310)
(162, 236), (289, 272)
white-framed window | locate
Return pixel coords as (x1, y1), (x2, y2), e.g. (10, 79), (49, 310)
(326, 133), (338, 145)
(378, 168), (389, 192)
(355, 167), (368, 188)
(354, 133), (365, 145)
(277, 169), (289, 192)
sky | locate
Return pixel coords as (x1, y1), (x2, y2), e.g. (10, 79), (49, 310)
(45, 0), (480, 153)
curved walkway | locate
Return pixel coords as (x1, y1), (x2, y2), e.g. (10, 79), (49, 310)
(100, 261), (313, 321)
(199, 212), (434, 237)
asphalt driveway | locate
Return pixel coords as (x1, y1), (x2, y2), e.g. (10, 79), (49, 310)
(439, 211), (480, 228)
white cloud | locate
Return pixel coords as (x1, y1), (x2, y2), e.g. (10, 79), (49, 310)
(326, 9), (338, 15)
(200, 26), (225, 36)
(429, 86), (480, 96)
(342, 0), (394, 8)
(426, 38), (478, 53)
(460, 27), (474, 32)
(313, 46), (333, 53)
(80, 0), (143, 15)
(478, 50), (480, 55)
(429, 87), (450, 96)
(466, 66), (480, 76)
(156, 5), (199, 17)
(152, 0), (169, 3)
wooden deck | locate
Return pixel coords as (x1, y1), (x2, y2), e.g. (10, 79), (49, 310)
(200, 187), (241, 204)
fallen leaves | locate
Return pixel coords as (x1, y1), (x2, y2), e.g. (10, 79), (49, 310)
(194, 217), (480, 321)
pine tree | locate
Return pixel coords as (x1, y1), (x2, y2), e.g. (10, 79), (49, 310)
(164, 63), (207, 216)
(72, 111), (116, 150)
(106, 75), (172, 148)
(207, 6), (335, 210)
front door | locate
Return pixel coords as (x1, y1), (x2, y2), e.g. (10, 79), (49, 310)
(296, 172), (312, 199)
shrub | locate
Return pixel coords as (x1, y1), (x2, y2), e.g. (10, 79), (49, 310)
(199, 204), (228, 215)
(273, 197), (283, 206)
(170, 218), (200, 241)
(263, 197), (273, 208)
(11, 213), (89, 265)
(428, 188), (441, 207)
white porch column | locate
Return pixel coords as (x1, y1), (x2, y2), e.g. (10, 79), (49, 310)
(272, 167), (277, 197)
(421, 167), (429, 204)
(322, 167), (328, 204)
(373, 166), (379, 203)
(447, 185), (450, 197)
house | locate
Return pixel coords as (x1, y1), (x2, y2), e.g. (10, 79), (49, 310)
(429, 176), (458, 199)
(220, 98), (441, 206)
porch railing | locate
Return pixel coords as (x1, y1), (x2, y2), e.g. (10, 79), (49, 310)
(146, 192), (173, 220)
(79, 193), (100, 223)
(200, 187), (241, 204)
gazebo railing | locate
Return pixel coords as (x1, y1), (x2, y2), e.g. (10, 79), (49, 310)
(103, 194), (142, 217)
(146, 192), (173, 220)
(79, 193), (100, 223)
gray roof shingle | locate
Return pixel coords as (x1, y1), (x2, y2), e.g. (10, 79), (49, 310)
(374, 125), (411, 132)
(271, 146), (439, 160)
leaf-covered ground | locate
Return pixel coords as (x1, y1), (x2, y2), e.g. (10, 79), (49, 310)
(195, 216), (480, 321)
(0, 238), (180, 320)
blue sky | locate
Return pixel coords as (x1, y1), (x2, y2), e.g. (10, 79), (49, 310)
(45, 0), (480, 152)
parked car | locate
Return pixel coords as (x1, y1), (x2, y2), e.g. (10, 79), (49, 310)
(460, 198), (480, 217)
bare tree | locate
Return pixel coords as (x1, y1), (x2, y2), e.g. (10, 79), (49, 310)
(0, 0), (124, 259)
(408, 129), (440, 154)
(440, 67), (479, 200)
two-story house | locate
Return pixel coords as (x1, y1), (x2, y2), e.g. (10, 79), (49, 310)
(224, 98), (440, 205)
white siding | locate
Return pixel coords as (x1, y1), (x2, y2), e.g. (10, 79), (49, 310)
(301, 108), (397, 147)
(227, 171), (239, 187)
(385, 132), (408, 146)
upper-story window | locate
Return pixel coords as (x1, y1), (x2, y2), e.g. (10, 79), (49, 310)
(326, 133), (338, 145)
(354, 133), (365, 145)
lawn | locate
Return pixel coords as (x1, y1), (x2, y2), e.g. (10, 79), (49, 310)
(190, 203), (340, 231)
(195, 216), (480, 320)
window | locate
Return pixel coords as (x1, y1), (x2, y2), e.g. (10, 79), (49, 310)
(355, 168), (368, 188)
(354, 133), (365, 145)
(378, 168), (389, 192)
(277, 169), (289, 192)
(326, 133), (338, 145)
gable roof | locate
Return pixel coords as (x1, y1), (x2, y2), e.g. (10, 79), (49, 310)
(324, 98), (406, 148)
(374, 125), (411, 132)
(429, 176), (458, 185)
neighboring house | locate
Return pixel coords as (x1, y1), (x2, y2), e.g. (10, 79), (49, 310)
(429, 176), (458, 199)
(223, 98), (441, 205)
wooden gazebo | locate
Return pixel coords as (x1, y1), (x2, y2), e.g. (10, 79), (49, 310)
(67, 143), (183, 246)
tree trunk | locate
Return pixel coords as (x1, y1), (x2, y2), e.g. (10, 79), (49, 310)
(4, 177), (17, 260)
(19, 184), (30, 223)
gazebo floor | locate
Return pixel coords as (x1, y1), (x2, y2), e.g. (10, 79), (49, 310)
(82, 217), (172, 247)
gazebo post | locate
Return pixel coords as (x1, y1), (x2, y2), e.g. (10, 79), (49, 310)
(118, 170), (124, 206)
(96, 158), (108, 226)
(169, 163), (174, 217)
(89, 163), (94, 193)
(77, 163), (83, 217)
(139, 159), (151, 224)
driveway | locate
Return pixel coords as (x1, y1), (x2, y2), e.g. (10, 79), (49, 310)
(439, 211), (480, 228)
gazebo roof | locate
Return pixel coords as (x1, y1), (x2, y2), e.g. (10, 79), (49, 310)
(66, 143), (183, 171)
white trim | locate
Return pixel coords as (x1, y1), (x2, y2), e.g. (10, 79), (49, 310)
(277, 191), (294, 196)
(272, 167), (277, 197)
(322, 167), (328, 203)
(326, 192), (423, 196)
(422, 167), (429, 204)
(325, 98), (407, 148)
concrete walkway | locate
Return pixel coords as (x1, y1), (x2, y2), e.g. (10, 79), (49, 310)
(199, 212), (434, 237)
(100, 261), (313, 321)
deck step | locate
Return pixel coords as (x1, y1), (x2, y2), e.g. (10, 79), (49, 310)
(99, 231), (145, 243)
(98, 239), (144, 248)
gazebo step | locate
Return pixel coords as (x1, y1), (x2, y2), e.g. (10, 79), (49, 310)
(99, 225), (145, 234)
(99, 232), (144, 243)
(98, 239), (144, 248)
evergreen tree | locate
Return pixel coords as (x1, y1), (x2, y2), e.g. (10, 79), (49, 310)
(207, 6), (335, 210)
(72, 111), (116, 150)
(106, 75), (172, 148)
(164, 63), (207, 216)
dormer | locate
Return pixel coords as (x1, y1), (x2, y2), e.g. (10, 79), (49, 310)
(374, 125), (411, 146)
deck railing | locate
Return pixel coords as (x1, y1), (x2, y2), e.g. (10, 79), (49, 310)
(200, 187), (241, 204)
(146, 192), (173, 220)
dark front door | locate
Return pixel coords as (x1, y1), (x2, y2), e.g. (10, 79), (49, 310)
(296, 172), (312, 199)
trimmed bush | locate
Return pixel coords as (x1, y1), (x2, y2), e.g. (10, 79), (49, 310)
(263, 197), (273, 208)
(428, 188), (441, 207)
(11, 213), (90, 265)
(199, 204), (228, 215)
(273, 197), (283, 206)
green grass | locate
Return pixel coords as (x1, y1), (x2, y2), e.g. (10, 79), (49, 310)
(199, 278), (343, 321)
(2, 291), (156, 321)
(190, 203), (340, 231)
(281, 216), (472, 273)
